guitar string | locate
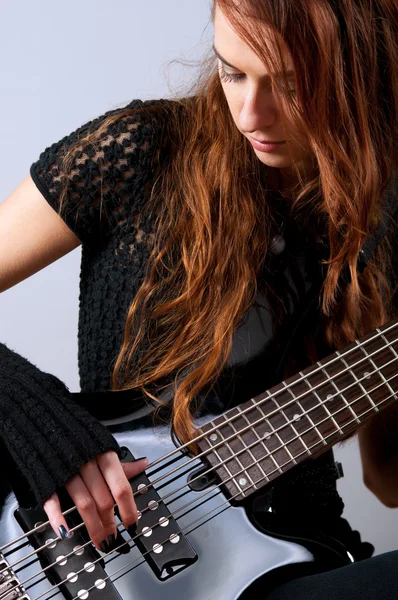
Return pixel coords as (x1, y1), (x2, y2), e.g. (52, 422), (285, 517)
(2, 320), (395, 560)
(6, 338), (397, 580)
(9, 365), (398, 599)
(5, 340), (398, 593)
(20, 363), (398, 589)
(14, 370), (398, 597)
(2, 331), (397, 585)
(26, 392), (395, 600)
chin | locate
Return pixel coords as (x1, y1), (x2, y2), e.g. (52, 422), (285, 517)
(253, 149), (293, 168)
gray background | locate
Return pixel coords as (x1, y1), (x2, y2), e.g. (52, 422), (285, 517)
(0, 1), (396, 556)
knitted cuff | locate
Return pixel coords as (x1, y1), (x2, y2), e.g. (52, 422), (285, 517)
(0, 342), (120, 506)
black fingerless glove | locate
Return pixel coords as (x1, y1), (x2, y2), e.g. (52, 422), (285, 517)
(0, 342), (119, 506)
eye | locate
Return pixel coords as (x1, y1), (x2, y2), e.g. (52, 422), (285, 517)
(218, 64), (245, 84)
(274, 80), (297, 96)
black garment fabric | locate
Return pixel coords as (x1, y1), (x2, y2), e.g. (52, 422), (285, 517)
(0, 96), (393, 565)
(0, 342), (119, 505)
(263, 550), (398, 600)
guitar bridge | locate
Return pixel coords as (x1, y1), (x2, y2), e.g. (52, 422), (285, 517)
(120, 447), (198, 580)
(0, 554), (30, 599)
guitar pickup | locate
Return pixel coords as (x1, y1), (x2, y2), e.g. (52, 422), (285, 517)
(120, 447), (198, 580)
(14, 506), (123, 599)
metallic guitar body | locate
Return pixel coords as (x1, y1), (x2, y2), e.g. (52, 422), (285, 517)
(0, 411), (352, 600)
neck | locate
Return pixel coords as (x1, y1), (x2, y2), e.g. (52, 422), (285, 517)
(197, 319), (398, 503)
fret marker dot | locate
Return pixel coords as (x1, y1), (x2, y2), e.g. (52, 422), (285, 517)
(364, 372), (371, 379)
(209, 433), (218, 442)
(265, 432), (271, 440)
(293, 413), (301, 421)
(326, 394), (334, 402)
(239, 478), (247, 486)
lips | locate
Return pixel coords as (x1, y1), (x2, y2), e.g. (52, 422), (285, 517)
(251, 137), (285, 144)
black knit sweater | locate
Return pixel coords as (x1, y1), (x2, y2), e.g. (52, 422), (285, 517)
(0, 97), (392, 560)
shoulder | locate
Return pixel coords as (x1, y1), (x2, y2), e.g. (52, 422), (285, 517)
(29, 97), (184, 247)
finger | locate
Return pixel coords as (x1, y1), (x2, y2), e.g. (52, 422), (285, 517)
(65, 474), (106, 551)
(43, 492), (71, 541)
(97, 451), (140, 529)
(79, 460), (117, 538)
(121, 457), (148, 480)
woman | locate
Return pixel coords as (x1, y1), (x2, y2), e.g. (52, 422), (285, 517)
(0, 0), (397, 597)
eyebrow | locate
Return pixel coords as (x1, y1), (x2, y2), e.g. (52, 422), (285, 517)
(213, 45), (295, 80)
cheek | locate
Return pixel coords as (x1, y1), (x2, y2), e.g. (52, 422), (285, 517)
(221, 85), (243, 129)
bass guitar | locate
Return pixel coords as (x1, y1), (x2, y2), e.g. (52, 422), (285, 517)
(0, 319), (396, 600)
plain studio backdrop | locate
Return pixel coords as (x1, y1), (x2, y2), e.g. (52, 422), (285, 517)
(0, 0), (397, 557)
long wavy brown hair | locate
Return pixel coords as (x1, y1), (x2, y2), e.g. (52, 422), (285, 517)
(57, 0), (398, 447)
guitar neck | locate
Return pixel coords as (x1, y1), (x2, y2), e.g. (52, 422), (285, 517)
(197, 320), (398, 502)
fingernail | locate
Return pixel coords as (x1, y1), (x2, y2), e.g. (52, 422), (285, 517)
(100, 540), (109, 553)
(58, 525), (70, 540)
(107, 533), (116, 546)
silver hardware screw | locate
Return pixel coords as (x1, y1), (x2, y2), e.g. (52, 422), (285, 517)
(153, 543), (163, 554)
(95, 579), (106, 590)
(137, 483), (147, 494)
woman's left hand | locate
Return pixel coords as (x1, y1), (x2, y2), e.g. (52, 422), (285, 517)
(358, 405), (398, 508)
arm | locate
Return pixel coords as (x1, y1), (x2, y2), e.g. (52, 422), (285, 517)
(0, 174), (144, 549)
(358, 404), (398, 508)
(0, 173), (81, 293)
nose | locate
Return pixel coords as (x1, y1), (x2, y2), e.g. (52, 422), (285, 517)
(238, 85), (279, 134)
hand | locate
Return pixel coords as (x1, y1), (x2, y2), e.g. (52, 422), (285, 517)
(358, 405), (398, 508)
(43, 451), (148, 551)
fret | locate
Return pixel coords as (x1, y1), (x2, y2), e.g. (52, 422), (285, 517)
(355, 338), (396, 411)
(336, 349), (379, 414)
(377, 329), (398, 401)
(295, 374), (331, 446)
(278, 371), (332, 448)
(236, 405), (270, 484)
(246, 396), (296, 472)
(253, 398), (285, 475)
(221, 413), (258, 493)
(319, 364), (361, 426)
(266, 391), (298, 466)
(309, 368), (347, 435)
(280, 381), (315, 455)
(379, 330), (398, 362)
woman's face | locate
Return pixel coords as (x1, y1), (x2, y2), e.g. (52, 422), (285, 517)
(213, 4), (315, 187)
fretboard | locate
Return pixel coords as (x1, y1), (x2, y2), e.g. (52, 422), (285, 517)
(197, 320), (398, 502)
